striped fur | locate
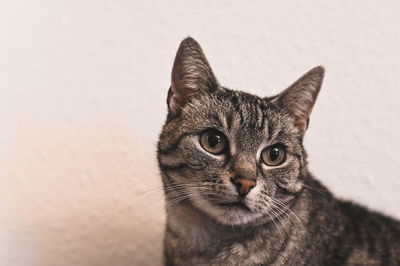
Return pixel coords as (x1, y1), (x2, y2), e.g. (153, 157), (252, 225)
(157, 37), (400, 265)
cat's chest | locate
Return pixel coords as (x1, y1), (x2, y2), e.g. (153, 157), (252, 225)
(164, 203), (305, 265)
(165, 222), (290, 266)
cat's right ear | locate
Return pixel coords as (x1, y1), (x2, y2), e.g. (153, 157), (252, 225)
(167, 37), (219, 115)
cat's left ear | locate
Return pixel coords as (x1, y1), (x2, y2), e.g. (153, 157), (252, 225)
(168, 37), (219, 115)
(271, 66), (325, 132)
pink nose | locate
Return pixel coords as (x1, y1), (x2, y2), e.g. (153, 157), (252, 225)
(230, 177), (256, 196)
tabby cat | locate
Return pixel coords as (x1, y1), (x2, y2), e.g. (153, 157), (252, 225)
(157, 37), (400, 265)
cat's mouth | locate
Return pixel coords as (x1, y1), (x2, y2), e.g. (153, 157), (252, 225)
(216, 201), (251, 211)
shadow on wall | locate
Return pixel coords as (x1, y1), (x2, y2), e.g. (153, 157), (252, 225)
(0, 118), (164, 266)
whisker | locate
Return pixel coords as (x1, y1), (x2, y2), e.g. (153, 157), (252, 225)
(144, 194), (194, 236)
(266, 210), (284, 243)
(268, 203), (290, 239)
(271, 198), (302, 224)
(302, 184), (328, 196)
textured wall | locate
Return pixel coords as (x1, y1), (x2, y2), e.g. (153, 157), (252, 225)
(1, 1), (400, 265)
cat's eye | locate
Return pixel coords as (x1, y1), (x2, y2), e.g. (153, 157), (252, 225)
(200, 130), (227, 155)
(261, 145), (286, 166)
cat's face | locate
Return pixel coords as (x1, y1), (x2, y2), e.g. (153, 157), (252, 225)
(158, 37), (324, 226)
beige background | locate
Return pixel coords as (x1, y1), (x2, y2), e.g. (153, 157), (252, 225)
(1, 1), (400, 265)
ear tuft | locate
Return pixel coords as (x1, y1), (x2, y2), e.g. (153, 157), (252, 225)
(168, 37), (219, 115)
(273, 66), (325, 132)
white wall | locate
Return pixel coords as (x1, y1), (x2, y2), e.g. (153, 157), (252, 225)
(1, 1), (400, 265)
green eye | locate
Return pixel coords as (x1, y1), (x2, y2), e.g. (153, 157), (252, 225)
(261, 145), (286, 166)
(200, 130), (227, 155)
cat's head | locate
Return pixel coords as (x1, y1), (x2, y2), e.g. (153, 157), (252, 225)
(158, 37), (324, 226)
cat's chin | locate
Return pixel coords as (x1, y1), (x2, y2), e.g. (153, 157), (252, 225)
(191, 196), (264, 226)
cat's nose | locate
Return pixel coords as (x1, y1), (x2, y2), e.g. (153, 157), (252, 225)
(230, 176), (257, 197)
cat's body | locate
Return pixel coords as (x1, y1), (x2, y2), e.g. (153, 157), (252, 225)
(158, 37), (400, 265)
(163, 177), (400, 265)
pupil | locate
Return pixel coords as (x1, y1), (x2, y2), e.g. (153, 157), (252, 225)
(208, 134), (221, 147)
(270, 148), (279, 161)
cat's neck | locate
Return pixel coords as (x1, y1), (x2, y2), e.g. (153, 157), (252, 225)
(164, 185), (314, 256)
(165, 199), (260, 254)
